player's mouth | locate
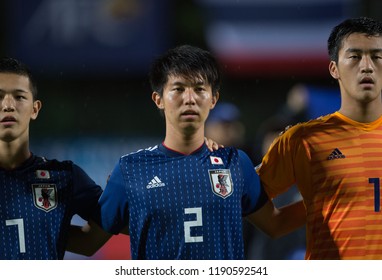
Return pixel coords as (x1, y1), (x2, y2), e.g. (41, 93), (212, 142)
(0, 116), (17, 126)
(181, 110), (198, 116)
(360, 76), (374, 88)
(180, 110), (199, 120)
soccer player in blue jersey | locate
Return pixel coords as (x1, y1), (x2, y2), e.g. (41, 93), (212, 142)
(0, 57), (103, 259)
(92, 45), (305, 259)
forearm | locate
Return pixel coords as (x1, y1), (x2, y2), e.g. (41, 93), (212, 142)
(66, 221), (112, 257)
(273, 200), (306, 237)
(245, 200), (306, 238)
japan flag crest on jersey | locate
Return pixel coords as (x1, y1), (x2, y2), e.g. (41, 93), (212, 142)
(209, 169), (233, 199)
(36, 170), (50, 179)
(32, 184), (58, 212)
(210, 156), (223, 165)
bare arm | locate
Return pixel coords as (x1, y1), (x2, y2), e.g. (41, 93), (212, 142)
(245, 199), (306, 239)
(66, 220), (113, 257)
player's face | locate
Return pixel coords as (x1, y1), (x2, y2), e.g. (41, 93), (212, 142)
(329, 33), (382, 106)
(153, 74), (218, 134)
(0, 73), (41, 143)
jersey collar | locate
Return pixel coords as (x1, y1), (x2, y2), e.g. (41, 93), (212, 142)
(158, 142), (208, 157)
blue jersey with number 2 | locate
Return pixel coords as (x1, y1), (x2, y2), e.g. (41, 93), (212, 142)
(97, 143), (267, 259)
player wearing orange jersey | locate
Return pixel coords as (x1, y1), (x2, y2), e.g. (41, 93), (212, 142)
(256, 17), (382, 259)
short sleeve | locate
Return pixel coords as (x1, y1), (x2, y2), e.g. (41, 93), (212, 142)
(71, 164), (103, 221)
(96, 160), (130, 234)
(238, 150), (268, 216)
(256, 124), (306, 198)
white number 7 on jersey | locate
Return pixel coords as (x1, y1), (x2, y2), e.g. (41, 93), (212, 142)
(6, 218), (26, 253)
(184, 207), (203, 243)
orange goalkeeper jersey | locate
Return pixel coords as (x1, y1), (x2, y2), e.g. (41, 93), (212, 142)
(257, 112), (382, 259)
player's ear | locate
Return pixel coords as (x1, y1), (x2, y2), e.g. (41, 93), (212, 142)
(329, 61), (339, 79)
(152, 91), (164, 109)
(31, 100), (42, 120)
(210, 91), (219, 109)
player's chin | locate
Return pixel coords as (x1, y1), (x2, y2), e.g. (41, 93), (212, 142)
(0, 131), (19, 143)
(180, 122), (201, 132)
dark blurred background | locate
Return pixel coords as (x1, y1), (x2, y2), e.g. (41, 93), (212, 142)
(2, 0), (381, 259)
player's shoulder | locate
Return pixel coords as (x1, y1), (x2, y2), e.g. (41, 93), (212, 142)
(120, 145), (160, 161)
(34, 155), (74, 170)
(278, 113), (335, 138)
(211, 146), (238, 157)
(211, 146), (252, 164)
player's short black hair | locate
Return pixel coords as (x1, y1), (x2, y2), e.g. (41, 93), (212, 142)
(149, 45), (221, 97)
(0, 57), (38, 100)
(328, 17), (382, 63)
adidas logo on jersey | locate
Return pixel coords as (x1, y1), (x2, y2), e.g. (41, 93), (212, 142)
(146, 176), (166, 189)
(327, 148), (345, 160)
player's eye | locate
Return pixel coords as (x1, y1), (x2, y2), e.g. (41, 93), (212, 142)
(194, 87), (205, 93)
(174, 87), (184, 92)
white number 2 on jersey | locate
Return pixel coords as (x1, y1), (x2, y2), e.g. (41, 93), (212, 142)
(5, 218), (26, 253)
(184, 207), (203, 243)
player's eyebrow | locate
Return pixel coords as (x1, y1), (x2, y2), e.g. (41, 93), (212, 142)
(345, 48), (382, 53)
(0, 89), (29, 94)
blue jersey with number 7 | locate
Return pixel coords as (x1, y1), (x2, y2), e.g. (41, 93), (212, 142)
(0, 155), (102, 259)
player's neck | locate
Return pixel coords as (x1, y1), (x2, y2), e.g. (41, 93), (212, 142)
(0, 139), (31, 170)
(339, 101), (382, 123)
(163, 127), (205, 155)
